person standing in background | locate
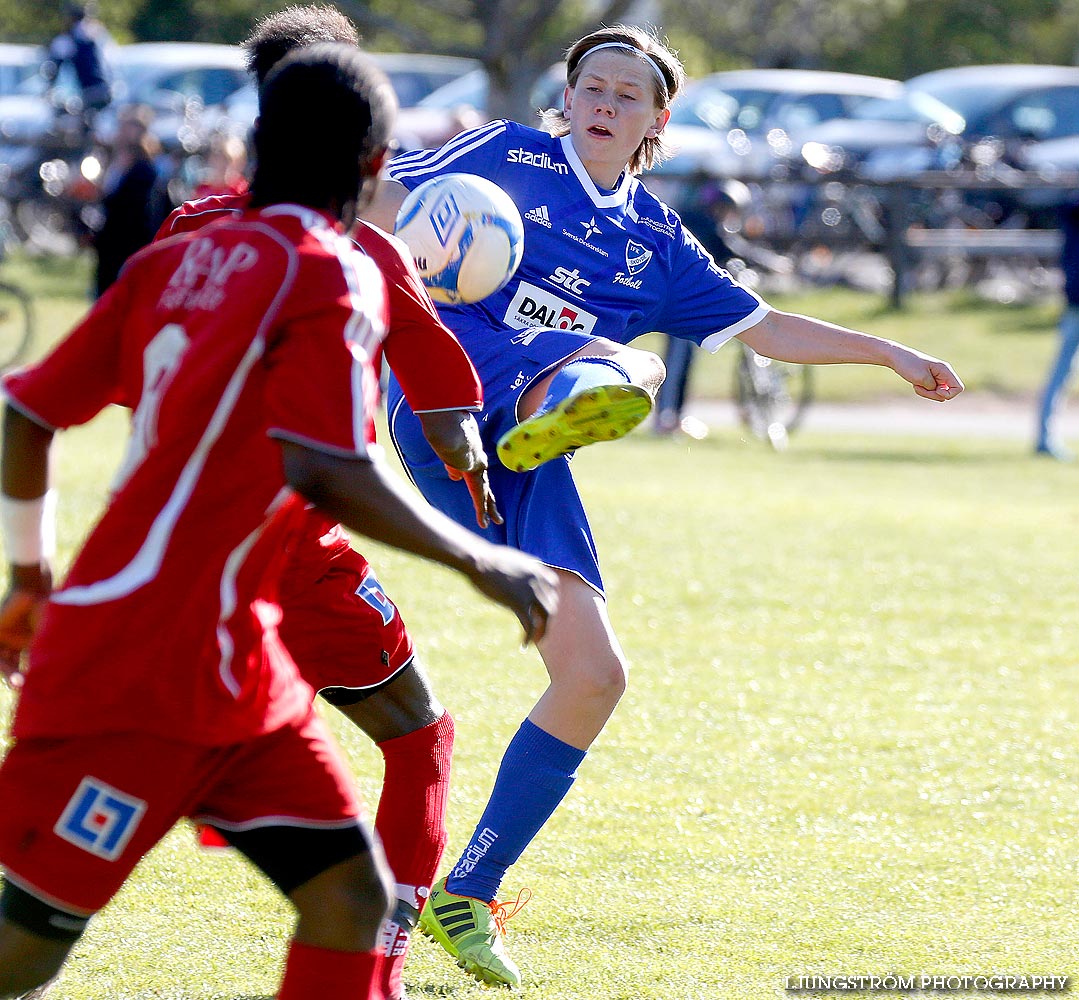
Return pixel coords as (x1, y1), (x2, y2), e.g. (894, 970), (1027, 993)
(1035, 199), (1079, 460)
(92, 104), (171, 297)
(43, 3), (113, 121)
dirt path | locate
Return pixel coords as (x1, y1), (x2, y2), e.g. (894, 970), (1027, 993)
(681, 393), (1071, 444)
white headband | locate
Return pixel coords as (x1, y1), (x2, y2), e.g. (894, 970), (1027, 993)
(578, 42), (668, 92)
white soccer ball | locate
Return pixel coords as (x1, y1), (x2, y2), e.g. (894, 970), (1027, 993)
(394, 173), (524, 305)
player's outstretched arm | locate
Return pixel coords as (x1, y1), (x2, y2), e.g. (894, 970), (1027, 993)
(280, 442), (556, 644)
(737, 310), (964, 402)
(417, 409), (502, 529)
(0, 405), (57, 684)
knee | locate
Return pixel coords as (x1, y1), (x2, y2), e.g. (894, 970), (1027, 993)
(0, 918), (72, 999)
(628, 348), (666, 397)
(292, 852), (395, 952)
(574, 653), (629, 706)
(336, 855), (395, 950)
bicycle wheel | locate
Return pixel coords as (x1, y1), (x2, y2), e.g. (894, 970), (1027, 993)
(0, 280), (34, 371)
(734, 345), (813, 450)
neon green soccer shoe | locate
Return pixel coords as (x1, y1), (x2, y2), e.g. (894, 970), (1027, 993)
(497, 383), (652, 473)
(418, 878), (531, 988)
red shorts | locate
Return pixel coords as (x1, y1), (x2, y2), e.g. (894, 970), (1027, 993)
(278, 545), (415, 699)
(0, 709), (362, 915)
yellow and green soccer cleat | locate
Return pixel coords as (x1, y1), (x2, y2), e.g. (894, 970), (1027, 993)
(418, 877), (531, 988)
(497, 383), (652, 473)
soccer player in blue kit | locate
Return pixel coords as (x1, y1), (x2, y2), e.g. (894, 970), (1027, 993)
(364, 23), (965, 987)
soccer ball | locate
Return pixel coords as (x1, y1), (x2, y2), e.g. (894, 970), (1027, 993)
(394, 173), (524, 305)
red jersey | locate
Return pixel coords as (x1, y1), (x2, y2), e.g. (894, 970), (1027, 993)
(4, 204), (387, 744)
(157, 193), (484, 579)
(156, 194), (482, 414)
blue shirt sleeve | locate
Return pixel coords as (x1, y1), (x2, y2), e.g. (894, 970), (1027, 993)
(387, 120), (512, 190)
(655, 222), (770, 350)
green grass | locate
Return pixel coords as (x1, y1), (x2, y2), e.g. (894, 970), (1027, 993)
(0, 257), (1076, 997)
(1, 410), (1077, 999)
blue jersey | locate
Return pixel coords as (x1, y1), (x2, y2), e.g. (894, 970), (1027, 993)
(387, 119), (770, 353)
(387, 120), (771, 593)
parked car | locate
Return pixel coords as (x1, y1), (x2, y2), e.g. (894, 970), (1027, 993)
(393, 63), (566, 151)
(0, 44), (39, 99)
(0, 43), (249, 252)
(658, 68), (903, 181)
(855, 64), (1079, 179)
(372, 52), (482, 109)
(93, 43), (248, 150)
(212, 52), (482, 144)
(0, 42), (247, 153)
(792, 90), (965, 179)
(908, 64), (1079, 142)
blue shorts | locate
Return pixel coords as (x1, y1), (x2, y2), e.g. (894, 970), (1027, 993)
(387, 325), (605, 593)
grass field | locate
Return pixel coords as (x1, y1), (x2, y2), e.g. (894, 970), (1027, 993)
(0, 257), (1076, 998)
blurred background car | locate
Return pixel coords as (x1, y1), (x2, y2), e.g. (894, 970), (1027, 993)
(0, 41), (247, 160)
(212, 52), (483, 149)
(94, 42), (248, 151)
(855, 63), (1079, 181)
(642, 69), (907, 282)
(854, 65), (1079, 230)
(795, 90), (965, 180)
(0, 42), (247, 252)
(658, 68), (903, 181)
(0, 44), (39, 99)
(392, 62), (566, 151)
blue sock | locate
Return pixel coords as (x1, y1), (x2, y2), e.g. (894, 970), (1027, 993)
(535, 357), (632, 417)
(446, 719), (587, 902)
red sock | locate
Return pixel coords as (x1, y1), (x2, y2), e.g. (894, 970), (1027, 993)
(277, 940), (384, 999)
(374, 712), (454, 999)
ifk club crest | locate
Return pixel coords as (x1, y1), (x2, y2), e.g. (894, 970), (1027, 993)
(625, 240), (652, 275)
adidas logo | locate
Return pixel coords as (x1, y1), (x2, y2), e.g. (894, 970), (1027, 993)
(524, 205), (552, 228)
(432, 898), (477, 939)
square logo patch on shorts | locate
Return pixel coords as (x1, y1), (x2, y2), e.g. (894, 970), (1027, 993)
(54, 776), (147, 861)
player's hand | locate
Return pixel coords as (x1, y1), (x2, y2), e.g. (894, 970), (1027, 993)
(893, 348), (964, 401)
(0, 563), (52, 688)
(469, 546), (559, 647)
(0, 590), (45, 688)
(446, 464), (503, 529)
(417, 411), (503, 528)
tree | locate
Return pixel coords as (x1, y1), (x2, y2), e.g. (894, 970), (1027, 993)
(332, 0), (643, 123)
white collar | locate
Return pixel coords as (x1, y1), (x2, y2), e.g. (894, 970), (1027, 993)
(559, 134), (633, 210)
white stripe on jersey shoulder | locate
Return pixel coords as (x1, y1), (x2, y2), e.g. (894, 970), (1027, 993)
(258, 203), (334, 230)
(53, 223), (302, 608)
(560, 134), (633, 210)
(168, 198), (243, 234)
(388, 119), (509, 180)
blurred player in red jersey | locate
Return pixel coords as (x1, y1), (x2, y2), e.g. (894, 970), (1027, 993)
(153, 10), (504, 997)
(0, 43), (556, 1000)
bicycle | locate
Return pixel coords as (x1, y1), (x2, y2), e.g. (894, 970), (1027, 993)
(0, 201), (36, 371)
(733, 340), (813, 450)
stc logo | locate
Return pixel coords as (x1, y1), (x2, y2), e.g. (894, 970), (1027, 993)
(548, 266), (591, 296)
(504, 281), (598, 333)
